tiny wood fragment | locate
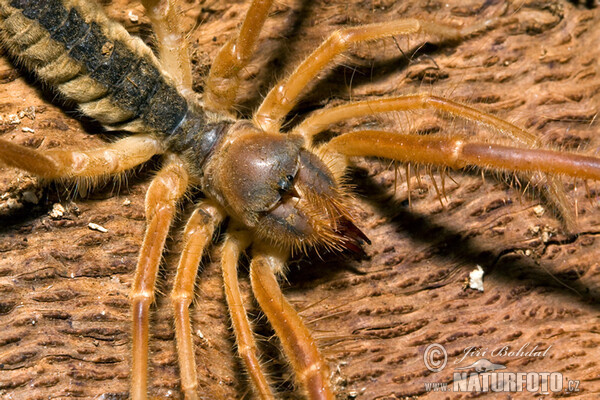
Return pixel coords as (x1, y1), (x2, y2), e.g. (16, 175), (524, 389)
(1, 0), (600, 399)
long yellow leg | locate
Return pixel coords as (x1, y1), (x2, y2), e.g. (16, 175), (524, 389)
(326, 130), (600, 180)
(250, 250), (333, 400)
(141, 0), (194, 97)
(254, 19), (493, 133)
(291, 92), (574, 229)
(221, 230), (275, 399)
(130, 154), (189, 400)
(170, 202), (224, 400)
(204, 0), (274, 114)
(0, 134), (162, 179)
(292, 93), (537, 145)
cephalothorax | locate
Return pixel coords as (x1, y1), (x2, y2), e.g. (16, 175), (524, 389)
(0, 0), (599, 399)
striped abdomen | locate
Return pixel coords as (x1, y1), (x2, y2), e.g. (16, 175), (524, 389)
(0, 0), (188, 135)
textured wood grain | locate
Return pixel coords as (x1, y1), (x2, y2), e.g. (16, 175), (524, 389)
(1, 0), (600, 399)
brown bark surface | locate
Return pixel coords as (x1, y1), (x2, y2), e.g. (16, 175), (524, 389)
(1, 0), (600, 399)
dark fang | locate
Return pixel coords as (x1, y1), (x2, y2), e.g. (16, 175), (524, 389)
(336, 216), (371, 257)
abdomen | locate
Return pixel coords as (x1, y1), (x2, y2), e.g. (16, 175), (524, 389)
(0, 0), (187, 135)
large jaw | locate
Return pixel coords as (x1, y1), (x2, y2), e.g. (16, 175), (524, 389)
(202, 123), (370, 255)
(258, 149), (370, 255)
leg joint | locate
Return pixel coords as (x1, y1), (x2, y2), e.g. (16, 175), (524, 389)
(131, 290), (154, 304)
(170, 291), (193, 305)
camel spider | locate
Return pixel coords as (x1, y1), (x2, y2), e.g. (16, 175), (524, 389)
(2, 3), (600, 396)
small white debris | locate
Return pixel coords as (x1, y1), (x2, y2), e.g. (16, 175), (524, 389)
(49, 203), (65, 219)
(468, 265), (485, 292)
(122, 198), (131, 206)
(196, 329), (205, 339)
(21, 190), (39, 204)
(22, 106), (36, 120)
(541, 230), (551, 243)
(88, 222), (108, 233)
(533, 205), (545, 217)
(21, 126), (35, 133)
(6, 198), (19, 209)
(8, 114), (21, 124)
(128, 10), (139, 23)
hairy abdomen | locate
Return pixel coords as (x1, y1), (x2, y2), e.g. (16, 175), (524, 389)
(0, 0), (187, 135)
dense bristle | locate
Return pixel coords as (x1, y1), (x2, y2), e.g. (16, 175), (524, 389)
(293, 184), (369, 255)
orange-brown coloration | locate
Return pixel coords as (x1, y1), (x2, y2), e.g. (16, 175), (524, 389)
(328, 130), (600, 179)
(221, 230), (274, 400)
(140, 0), (193, 97)
(254, 17), (489, 133)
(130, 153), (188, 400)
(171, 202), (223, 400)
(205, 0), (273, 113)
(1, 1), (600, 400)
(250, 250), (334, 400)
(0, 134), (162, 179)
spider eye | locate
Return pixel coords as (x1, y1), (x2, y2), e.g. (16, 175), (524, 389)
(277, 174), (295, 194)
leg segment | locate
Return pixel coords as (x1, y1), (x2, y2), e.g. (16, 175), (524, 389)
(221, 229), (275, 399)
(0, 134), (162, 179)
(254, 19), (493, 133)
(141, 0), (194, 97)
(130, 154), (189, 400)
(326, 130), (600, 181)
(204, 0), (274, 113)
(293, 93), (538, 145)
(294, 92), (575, 229)
(170, 202), (224, 400)
(250, 250), (334, 400)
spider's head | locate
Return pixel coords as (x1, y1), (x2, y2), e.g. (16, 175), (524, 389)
(203, 122), (369, 254)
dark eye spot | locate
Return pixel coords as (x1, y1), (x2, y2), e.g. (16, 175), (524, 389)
(277, 174), (295, 193)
